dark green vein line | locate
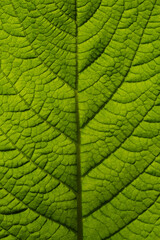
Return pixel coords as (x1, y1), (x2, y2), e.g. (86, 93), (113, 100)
(36, 8), (75, 37)
(0, 126), (76, 194)
(79, 2), (125, 74)
(2, 70), (75, 143)
(82, 89), (158, 178)
(82, 0), (157, 179)
(103, 192), (160, 240)
(79, 0), (102, 27)
(83, 150), (160, 219)
(53, 0), (75, 21)
(75, 1), (83, 239)
(1, 186), (76, 234)
(1, 208), (27, 215)
(0, 225), (21, 240)
(81, 0), (156, 130)
(11, 0), (74, 91)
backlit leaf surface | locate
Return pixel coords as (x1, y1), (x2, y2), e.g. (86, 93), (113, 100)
(1, 0), (160, 239)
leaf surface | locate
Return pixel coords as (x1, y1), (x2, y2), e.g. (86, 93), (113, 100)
(1, 0), (160, 239)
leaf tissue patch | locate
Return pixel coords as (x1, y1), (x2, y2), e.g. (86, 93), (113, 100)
(1, 0), (160, 239)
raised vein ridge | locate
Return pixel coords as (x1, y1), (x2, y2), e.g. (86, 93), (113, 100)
(75, 1), (83, 239)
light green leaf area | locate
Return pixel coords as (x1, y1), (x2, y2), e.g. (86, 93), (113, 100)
(0, 0), (160, 239)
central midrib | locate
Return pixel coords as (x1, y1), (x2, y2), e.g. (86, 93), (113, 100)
(75, 1), (83, 240)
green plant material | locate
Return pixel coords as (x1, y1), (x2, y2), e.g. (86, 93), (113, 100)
(1, 0), (160, 239)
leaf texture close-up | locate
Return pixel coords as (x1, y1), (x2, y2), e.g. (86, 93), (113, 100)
(1, 0), (160, 239)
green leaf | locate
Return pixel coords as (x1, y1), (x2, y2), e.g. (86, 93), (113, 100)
(1, 0), (160, 239)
